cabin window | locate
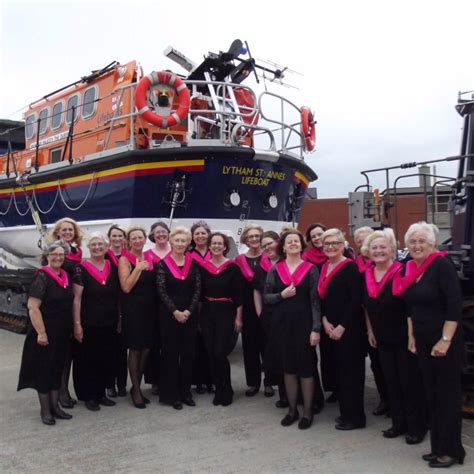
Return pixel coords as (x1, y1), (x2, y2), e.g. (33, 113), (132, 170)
(50, 147), (62, 164)
(51, 102), (64, 130)
(66, 94), (81, 124)
(25, 114), (36, 140)
(82, 86), (98, 119)
(38, 108), (49, 135)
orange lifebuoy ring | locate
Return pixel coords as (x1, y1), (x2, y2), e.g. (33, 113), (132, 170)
(301, 106), (316, 151)
(135, 71), (190, 128)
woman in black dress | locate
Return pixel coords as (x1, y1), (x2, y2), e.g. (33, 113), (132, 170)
(18, 241), (74, 425)
(47, 217), (84, 408)
(236, 224), (273, 397)
(318, 228), (366, 430)
(143, 221), (171, 396)
(156, 226), (201, 409)
(394, 222), (465, 467)
(264, 230), (321, 430)
(105, 224), (128, 398)
(354, 225), (389, 417)
(72, 232), (120, 411)
(200, 232), (243, 406)
(189, 221), (214, 395)
(118, 227), (157, 409)
(362, 229), (427, 443)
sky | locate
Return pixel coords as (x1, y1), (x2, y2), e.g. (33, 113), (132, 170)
(1, 0), (473, 198)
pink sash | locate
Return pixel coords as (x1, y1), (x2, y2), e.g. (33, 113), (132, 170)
(41, 266), (69, 289)
(392, 251), (446, 296)
(356, 255), (372, 274)
(235, 254), (258, 282)
(275, 260), (313, 286)
(163, 253), (193, 280)
(303, 247), (327, 265)
(66, 247), (82, 262)
(122, 249), (154, 271)
(365, 261), (402, 299)
(144, 248), (171, 264)
(259, 253), (273, 272)
(201, 259), (235, 275)
(81, 260), (111, 286)
(317, 259), (352, 300)
(189, 249), (212, 265)
(106, 248), (126, 267)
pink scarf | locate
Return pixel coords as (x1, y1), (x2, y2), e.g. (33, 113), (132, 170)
(144, 248), (171, 264)
(81, 260), (111, 286)
(106, 248), (126, 267)
(259, 253), (274, 272)
(275, 260), (313, 286)
(41, 266), (69, 288)
(122, 249), (155, 271)
(162, 253), (193, 280)
(65, 247), (82, 262)
(201, 259), (235, 275)
(356, 255), (373, 274)
(303, 247), (327, 265)
(365, 261), (402, 298)
(317, 259), (352, 300)
(392, 251), (446, 296)
(235, 254), (257, 282)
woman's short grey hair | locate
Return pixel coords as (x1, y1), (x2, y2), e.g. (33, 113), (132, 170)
(87, 232), (109, 247)
(321, 228), (345, 244)
(354, 226), (374, 241)
(361, 228), (397, 258)
(404, 221), (438, 246)
(41, 240), (70, 263)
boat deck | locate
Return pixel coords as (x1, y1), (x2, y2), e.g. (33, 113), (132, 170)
(1, 329), (473, 473)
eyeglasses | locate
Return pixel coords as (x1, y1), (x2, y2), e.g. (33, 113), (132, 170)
(247, 234), (261, 240)
(323, 241), (343, 248)
(407, 239), (429, 246)
(49, 252), (65, 257)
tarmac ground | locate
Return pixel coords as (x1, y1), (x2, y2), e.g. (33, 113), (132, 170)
(1, 329), (473, 473)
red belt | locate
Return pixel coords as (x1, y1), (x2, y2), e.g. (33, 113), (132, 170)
(204, 296), (233, 303)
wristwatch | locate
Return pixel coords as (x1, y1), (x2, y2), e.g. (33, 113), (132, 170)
(441, 335), (451, 342)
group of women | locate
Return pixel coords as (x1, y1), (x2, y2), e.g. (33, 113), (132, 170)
(17, 216), (465, 468)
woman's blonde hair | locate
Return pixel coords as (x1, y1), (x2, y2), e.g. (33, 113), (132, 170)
(240, 223), (264, 245)
(47, 217), (84, 246)
(321, 228), (345, 244)
(87, 232), (110, 248)
(170, 226), (192, 245)
(361, 228), (397, 258)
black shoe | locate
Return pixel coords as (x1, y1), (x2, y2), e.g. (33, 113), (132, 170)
(335, 416), (343, 424)
(405, 433), (425, 445)
(142, 396), (150, 405)
(196, 385), (206, 394)
(206, 384), (215, 394)
(52, 408), (73, 420)
(182, 397), (196, 407)
(213, 393), (222, 406)
(85, 400), (101, 411)
(221, 388), (233, 407)
(422, 453), (438, 462)
(264, 386), (275, 398)
(382, 426), (406, 439)
(130, 389), (146, 409)
(117, 387), (127, 397)
(59, 400), (75, 409)
(41, 415), (56, 426)
(99, 396), (116, 407)
(326, 392), (338, 403)
(281, 411), (299, 427)
(245, 386), (260, 397)
(312, 403), (324, 415)
(275, 399), (289, 409)
(298, 416), (313, 430)
(372, 400), (389, 416)
(173, 401), (183, 410)
(106, 387), (118, 398)
(335, 421), (366, 431)
(429, 456), (464, 468)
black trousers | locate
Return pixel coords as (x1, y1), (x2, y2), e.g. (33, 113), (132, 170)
(107, 331), (128, 390)
(415, 328), (465, 460)
(159, 313), (197, 403)
(367, 344), (388, 403)
(378, 342), (427, 436)
(201, 302), (238, 393)
(320, 331), (337, 392)
(242, 305), (268, 388)
(192, 329), (213, 388)
(73, 326), (115, 401)
(331, 329), (366, 425)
